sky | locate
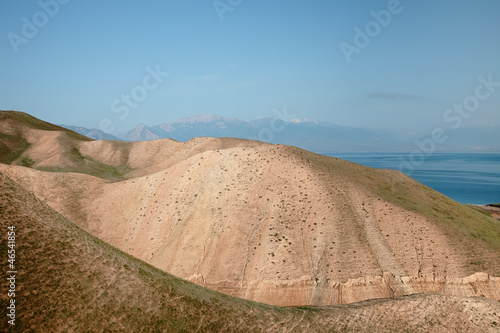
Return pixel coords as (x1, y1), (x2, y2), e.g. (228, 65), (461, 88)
(1, 0), (500, 137)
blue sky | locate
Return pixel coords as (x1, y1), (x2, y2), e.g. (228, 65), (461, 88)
(1, 0), (499, 136)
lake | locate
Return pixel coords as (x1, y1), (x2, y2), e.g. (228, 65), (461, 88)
(323, 152), (500, 205)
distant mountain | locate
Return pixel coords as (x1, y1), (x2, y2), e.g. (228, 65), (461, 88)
(158, 114), (258, 142)
(441, 125), (500, 151)
(62, 115), (500, 153)
(62, 125), (121, 141)
(124, 123), (167, 141)
(248, 117), (404, 152)
(122, 115), (258, 143)
(118, 115), (407, 152)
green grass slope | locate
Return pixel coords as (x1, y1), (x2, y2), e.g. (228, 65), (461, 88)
(0, 111), (133, 181)
(0, 110), (92, 142)
(0, 111), (91, 164)
(295, 147), (500, 275)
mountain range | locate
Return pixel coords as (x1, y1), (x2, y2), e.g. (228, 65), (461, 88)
(62, 114), (500, 152)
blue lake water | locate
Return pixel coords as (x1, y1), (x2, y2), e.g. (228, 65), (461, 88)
(322, 152), (500, 205)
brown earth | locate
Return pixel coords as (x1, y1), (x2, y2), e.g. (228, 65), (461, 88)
(1, 110), (500, 308)
(2, 147), (500, 307)
(1, 170), (500, 332)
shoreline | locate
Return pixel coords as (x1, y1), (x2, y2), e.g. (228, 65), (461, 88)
(469, 204), (500, 220)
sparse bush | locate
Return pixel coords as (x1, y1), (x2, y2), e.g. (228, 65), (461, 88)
(21, 156), (35, 167)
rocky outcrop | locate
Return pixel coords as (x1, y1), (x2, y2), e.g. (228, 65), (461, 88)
(192, 272), (500, 306)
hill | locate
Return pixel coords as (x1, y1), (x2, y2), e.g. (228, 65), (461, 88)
(0, 110), (91, 164)
(1, 112), (499, 308)
(2, 170), (500, 332)
(0, 111), (134, 181)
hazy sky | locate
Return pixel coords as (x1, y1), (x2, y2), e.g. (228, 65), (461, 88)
(1, 0), (499, 135)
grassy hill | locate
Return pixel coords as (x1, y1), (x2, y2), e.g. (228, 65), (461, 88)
(0, 110), (133, 180)
(1, 111), (500, 308)
(0, 111), (91, 163)
(294, 146), (500, 273)
(1, 171), (499, 332)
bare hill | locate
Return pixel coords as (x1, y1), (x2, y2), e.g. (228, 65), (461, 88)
(2, 171), (500, 332)
(0, 110), (134, 180)
(0, 111), (90, 164)
(1, 110), (265, 181)
(1, 112), (499, 308)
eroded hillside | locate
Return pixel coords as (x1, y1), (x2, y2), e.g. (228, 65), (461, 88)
(1, 111), (499, 307)
(2, 170), (500, 332)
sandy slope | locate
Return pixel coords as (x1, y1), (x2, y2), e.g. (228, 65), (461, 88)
(1, 110), (500, 307)
(1, 170), (500, 332)
(2, 135), (500, 306)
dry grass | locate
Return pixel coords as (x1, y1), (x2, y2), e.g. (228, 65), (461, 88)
(1, 171), (499, 332)
(1, 111), (500, 331)
(1, 112), (500, 307)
